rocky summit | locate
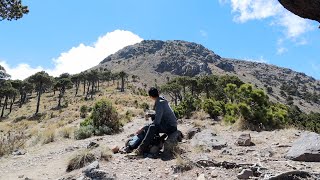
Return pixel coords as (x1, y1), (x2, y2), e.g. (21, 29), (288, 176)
(98, 40), (320, 113)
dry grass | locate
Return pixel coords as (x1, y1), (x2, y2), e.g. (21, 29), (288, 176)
(191, 110), (208, 120)
(0, 130), (27, 157)
(59, 127), (74, 139)
(42, 128), (55, 144)
(173, 153), (193, 173)
(192, 119), (207, 128)
(2, 82), (149, 150)
(66, 150), (96, 172)
(99, 145), (113, 161)
(191, 145), (207, 153)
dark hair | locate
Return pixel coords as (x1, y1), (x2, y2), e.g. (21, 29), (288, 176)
(148, 87), (159, 97)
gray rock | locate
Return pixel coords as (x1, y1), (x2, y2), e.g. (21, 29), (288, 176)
(86, 169), (116, 180)
(236, 134), (253, 146)
(87, 142), (99, 149)
(237, 169), (253, 179)
(83, 161), (99, 176)
(76, 176), (87, 180)
(186, 127), (201, 139)
(216, 61), (235, 72)
(260, 147), (274, 157)
(12, 149), (26, 156)
(197, 174), (206, 180)
(286, 132), (320, 162)
(163, 130), (183, 154)
(191, 129), (227, 151)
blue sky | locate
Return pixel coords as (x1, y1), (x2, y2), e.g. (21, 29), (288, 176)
(0, 0), (319, 80)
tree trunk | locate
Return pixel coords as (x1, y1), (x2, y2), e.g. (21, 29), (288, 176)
(19, 94), (23, 108)
(58, 94), (62, 108)
(121, 76), (125, 92)
(83, 80), (86, 95)
(174, 96), (178, 106)
(87, 82), (90, 95)
(97, 80), (100, 91)
(1, 96), (8, 118)
(9, 96), (15, 113)
(36, 84), (42, 115)
(75, 82), (79, 96)
(91, 81), (94, 99)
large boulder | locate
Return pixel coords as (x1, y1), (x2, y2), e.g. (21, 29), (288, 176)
(279, 0), (320, 23)
(163, 130), (184, 154)
(236, 134), (254, 146)
(191, 129), (227, 151)
(186, 127), (201, 139)
(286, 132), (320, 162)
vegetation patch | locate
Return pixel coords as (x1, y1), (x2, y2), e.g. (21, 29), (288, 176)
(66, 150), (96, 172)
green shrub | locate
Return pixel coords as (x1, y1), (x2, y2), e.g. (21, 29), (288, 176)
(91, 99), (121, 134)
(94, 125), (112, 136)
(140, 102), (150, 111)
(173, 95), (200, 119)
(224, 115), (237, 124)
(80, 105), (88, 118)
(202, 99), (224, 119)
(74, 125), (94, 140)
(173, 105), (184, 119)
(224, 103), (239, 124)
(80, 117), (92, 127)
(88, 107), (93, 112)
(266, 103), (288, 128)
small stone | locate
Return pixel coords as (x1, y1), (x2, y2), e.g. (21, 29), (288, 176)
(12, 149), (26, 156)
(18, 175), (24, 178)
(237, 169), (253, 179)
(197, 174), (206, 180)
(87, 141), (99, 149)
(211, 171), (218, 178)
(76, 176), (86, 180)
(172, 174), (179, 179)
(112, 146), (120, 154)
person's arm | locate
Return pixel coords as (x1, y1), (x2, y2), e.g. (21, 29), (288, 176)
(153, 102), (164, 125)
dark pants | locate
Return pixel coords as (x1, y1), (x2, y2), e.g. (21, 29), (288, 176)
(138, 124), (177, 152)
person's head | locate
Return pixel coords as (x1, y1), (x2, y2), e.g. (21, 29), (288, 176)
(148, 87), (159, 100)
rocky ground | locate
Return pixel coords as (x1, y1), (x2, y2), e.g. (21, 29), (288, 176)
(0, 117), (319, 180)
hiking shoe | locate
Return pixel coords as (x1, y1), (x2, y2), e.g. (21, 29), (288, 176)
(119, 146), (132, 154)
(125, 149), (143, 159)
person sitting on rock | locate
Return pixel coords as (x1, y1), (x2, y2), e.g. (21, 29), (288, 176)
(134, 87), (178, 156)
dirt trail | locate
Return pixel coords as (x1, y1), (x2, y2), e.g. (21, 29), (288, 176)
(1, 117), (320, 180)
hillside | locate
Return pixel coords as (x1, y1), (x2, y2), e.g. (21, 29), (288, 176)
(98, 40), (320, 113)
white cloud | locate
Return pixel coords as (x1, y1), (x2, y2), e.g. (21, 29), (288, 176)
(276, 11), (313, 39)
(0, 30), (143, 80)
(243, 56), (268, 63)
(200, 30), (208, 38)
(220, 0), (314, 40)
(0, 61), (44, 80)
(277, 47), (288, 55)
(230, 0), (281, 22)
